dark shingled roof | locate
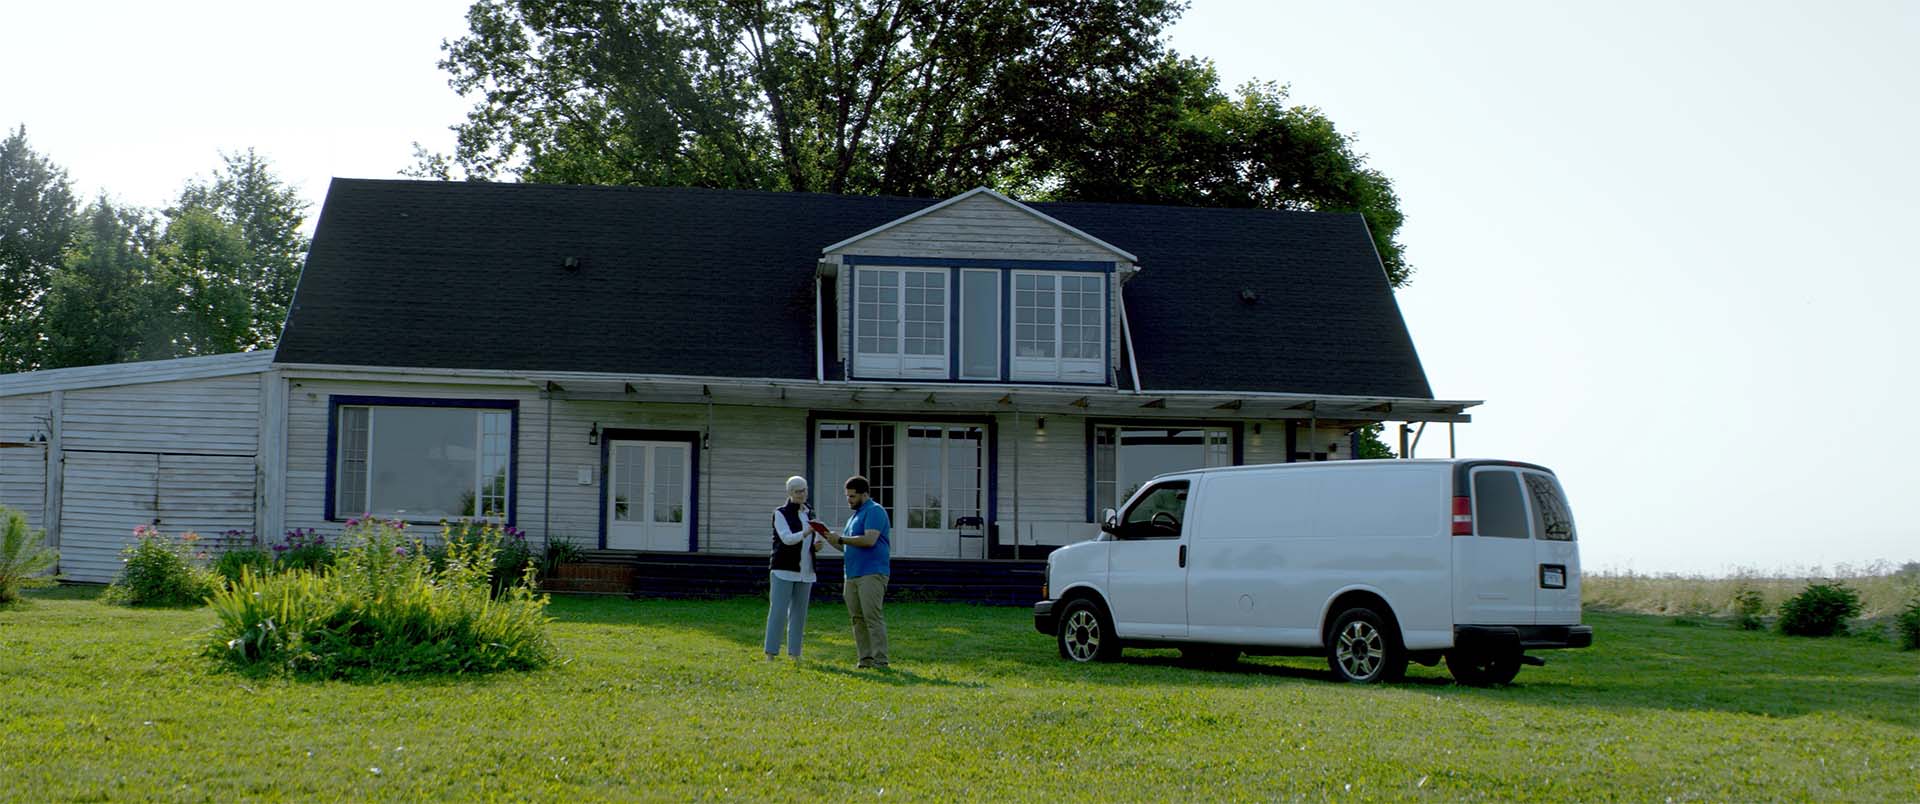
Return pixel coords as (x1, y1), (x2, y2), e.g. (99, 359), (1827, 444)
(278, 179), (1433, 399)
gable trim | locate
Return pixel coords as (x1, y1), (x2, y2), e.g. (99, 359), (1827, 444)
(821, 187), (1138, 263)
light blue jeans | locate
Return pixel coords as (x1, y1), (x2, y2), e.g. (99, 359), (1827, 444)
(763, 573), (814, 657)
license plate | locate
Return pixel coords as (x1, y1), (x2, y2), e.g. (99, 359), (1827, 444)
(1540, 565), (1566, 589)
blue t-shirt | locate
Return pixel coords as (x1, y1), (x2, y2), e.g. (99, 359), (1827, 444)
(842, 499), (891, 578)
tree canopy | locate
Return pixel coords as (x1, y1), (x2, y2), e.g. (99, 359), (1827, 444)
(422, 0), (1411, 284)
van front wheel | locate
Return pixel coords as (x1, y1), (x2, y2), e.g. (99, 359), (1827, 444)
(1058, 599), (1120, 663)
(1326, 607), (1407, 683)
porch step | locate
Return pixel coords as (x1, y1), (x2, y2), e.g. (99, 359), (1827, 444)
(570, 550), (1046, 606)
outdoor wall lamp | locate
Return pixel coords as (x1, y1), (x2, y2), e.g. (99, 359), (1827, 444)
(588, 422), (600, 446)
(1036, 416), (1047, 436)
(1252, 422), (1262, 435)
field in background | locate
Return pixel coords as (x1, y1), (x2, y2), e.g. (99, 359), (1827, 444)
(1583, 562), (1920, 626)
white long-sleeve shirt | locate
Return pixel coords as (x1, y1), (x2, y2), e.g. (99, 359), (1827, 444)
(772, 508), (818, 583)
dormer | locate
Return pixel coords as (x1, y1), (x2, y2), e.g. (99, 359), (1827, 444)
(821, 188), (1137, 386)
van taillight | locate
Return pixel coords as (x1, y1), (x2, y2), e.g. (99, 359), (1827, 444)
(1452, 496), (1473, 536)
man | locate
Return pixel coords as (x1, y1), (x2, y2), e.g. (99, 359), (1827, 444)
(824, 475), (890, 669)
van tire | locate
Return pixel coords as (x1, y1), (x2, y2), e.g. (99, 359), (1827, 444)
(1057, 598), (1120, 663)
(1325, 607), (1407, 683)
(1446, 649), (1522, 686)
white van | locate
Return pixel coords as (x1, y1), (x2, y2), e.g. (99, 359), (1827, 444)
(1032, 459), (1591, 685)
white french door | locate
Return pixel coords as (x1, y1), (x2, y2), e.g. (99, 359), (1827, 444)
(606, 440), (692, 551)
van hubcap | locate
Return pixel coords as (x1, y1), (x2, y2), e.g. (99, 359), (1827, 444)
(1336, 620), (1383, 678)
(1063, 610), (1101, 661)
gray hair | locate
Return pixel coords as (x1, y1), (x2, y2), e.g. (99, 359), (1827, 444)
(785, 475), (808, 493)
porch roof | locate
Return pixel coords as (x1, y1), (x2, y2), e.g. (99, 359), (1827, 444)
(528, 374), (1476, 423)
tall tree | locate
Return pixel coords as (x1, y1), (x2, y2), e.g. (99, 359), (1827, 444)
(176, 149), (309, 347)
(0, 126), (78, 373)
(424, 0), (1415, 284)
(40, 199), (172, 367)
(154, 207), (253, 355)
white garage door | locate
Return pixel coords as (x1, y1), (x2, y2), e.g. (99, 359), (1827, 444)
(59, 451), (256, 583)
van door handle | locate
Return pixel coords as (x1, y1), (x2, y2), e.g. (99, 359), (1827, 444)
(1178, 545), (1187, 568)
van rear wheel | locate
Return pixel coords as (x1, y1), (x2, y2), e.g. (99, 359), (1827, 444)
(1326, 607), (1407, 683)
(1057, 598), (1120, 663)
(1446, 649), (1522, 686)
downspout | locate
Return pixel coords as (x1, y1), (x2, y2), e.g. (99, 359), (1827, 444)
(1118, 287), (1142, 392)
(814, 273), (825, 383)
(543, 389), (553, 545)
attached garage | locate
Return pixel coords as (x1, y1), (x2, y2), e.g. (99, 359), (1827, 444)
(0, 352), (273, 583)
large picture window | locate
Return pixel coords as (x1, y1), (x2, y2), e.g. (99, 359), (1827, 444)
(854, 267), (948, 378)
(333, 400), (515, 522)
(1092, 425), (1233, 516)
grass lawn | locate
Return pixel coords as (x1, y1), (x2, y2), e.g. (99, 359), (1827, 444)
(2, 587), (1916, 801)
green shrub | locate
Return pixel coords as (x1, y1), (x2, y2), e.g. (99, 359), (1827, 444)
(104, 526), (218, 607)
(214, 547), (275, 585)
(0, 505), (59, 604)
(435, 519), (537, 597)
(272, 527), (335, 572)
(207, 517), (554, 678)
(1897, 599), (1920, 651)
(538, 534), (583, 576)
(1777, 582), (1861, 637)
(1732, 586), (1767, 631)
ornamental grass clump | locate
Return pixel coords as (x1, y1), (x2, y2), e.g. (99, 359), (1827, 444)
(207, 517), (555, 678)
(0, 505), (58, 604)
(104, 526), (219, 606)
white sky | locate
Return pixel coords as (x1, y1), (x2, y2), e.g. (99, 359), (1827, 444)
(3, 0), (1914, 574)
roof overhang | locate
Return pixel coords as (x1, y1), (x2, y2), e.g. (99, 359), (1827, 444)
(0, 350), (276, 397)
(820, 187), (1138, 263)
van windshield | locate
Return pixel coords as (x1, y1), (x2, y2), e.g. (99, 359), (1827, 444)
(1525, 473), (1577, 541)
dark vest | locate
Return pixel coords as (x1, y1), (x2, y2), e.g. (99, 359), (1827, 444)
(769, 502), (812, 573)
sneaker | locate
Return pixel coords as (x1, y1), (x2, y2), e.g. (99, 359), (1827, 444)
(855, 661), (874, 669)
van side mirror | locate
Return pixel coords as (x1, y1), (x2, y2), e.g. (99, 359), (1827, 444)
(1100, 508), (1119, 535)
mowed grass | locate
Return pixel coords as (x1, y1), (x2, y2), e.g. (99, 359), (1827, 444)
(2, 587), (1916, 801)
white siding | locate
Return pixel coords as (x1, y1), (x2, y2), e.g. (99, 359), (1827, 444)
(58, 451), (157, 583)
(62, 375), (261, 455)
(833, 193), (1124, 262)
(0, 393), (50, 532)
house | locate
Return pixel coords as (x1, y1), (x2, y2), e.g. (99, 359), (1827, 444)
(0, 180), (1477, 588)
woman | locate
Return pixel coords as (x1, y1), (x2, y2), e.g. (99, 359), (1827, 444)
(764, 475), (824, 661)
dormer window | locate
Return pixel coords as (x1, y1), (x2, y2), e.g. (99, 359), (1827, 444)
(1011, 271), (1105, 383)
(854, 267), (949, 378)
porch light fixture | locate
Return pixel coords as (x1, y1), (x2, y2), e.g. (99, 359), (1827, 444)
(1252, 422), (1262, 435)
(1036, 416), (1047, 435)
(588, 422), (600, 446)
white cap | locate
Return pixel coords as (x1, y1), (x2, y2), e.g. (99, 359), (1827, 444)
(786, 475), (808, 493)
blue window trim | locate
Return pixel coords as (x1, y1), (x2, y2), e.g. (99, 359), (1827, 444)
(847, 259), (1116, 386)
(1082, 418), (1245, 522)
(803, 411), (998, 552)
(843, 255), (1114, 272)
(324, 395), (520, 527)
(596, 428), (702, 551)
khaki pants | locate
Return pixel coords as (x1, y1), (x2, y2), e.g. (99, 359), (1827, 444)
(844, 573), (889, 666)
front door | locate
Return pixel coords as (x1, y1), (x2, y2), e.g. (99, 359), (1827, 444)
(606, 440), (692, 551)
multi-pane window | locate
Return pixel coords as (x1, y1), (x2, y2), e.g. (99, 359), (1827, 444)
(814, 423), (858, 531)
(854, 267), (946, 377)
(814, 420), (986, 557)
(1011, 271), (1104, 382)
(1093, 425), (1233, 516)
(333, 403), (513, 521)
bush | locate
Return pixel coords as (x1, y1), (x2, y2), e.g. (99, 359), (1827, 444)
(1777, 582), (1862, 637)
(0, 505), (59, 604)
(1897, 600), (1920, 651)
(206, 518), (554, 678)
(272, 527), (335, 572)
(539, 534), (583, 577)
(105, 526), (218, 607)
(1732, 586), (1767, 631)
(435, 519), (537, 597)
(214, 547), (275, 585)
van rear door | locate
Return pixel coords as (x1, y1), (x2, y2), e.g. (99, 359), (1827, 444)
(1521, 470), (1581, 625)
(1457, 467), (1536, 625)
